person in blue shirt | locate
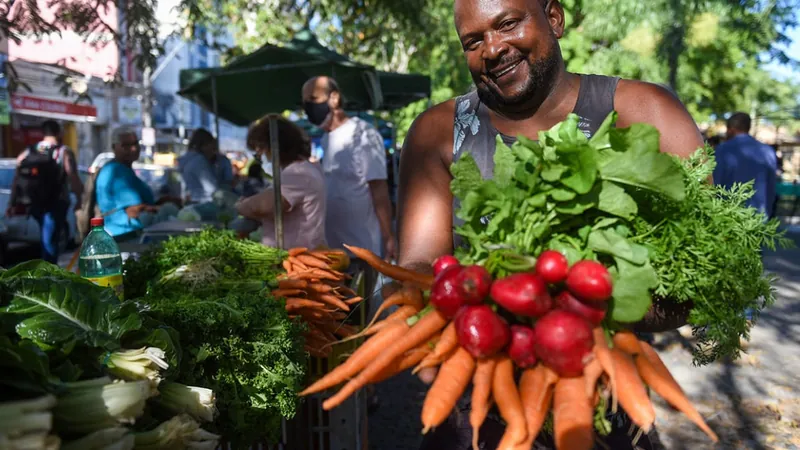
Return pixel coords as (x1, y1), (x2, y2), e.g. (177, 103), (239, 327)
(713, 112), (778, 218)
(95, 128), (157, 237)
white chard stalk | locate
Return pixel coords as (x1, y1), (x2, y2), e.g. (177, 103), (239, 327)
(54, 379), (150, 434)
(133, 414), (220, 450)
(0, 395), (57, 439)
(61, 427), (134, 450)
(104, 347), (170, 386)
(155, 382), (217, 423)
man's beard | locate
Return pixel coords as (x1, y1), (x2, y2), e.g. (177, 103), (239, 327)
(475, 42), (561, 113)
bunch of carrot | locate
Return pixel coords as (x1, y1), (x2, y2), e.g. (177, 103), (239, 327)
(272, 247), (363, 358)
(300, 246), (720, 450)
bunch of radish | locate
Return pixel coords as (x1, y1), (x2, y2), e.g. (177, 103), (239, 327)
(300, 246), (720, 450)
(431, 251), (610, 378)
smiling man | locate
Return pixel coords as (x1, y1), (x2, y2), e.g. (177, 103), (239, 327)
(396, 0), (705, 448)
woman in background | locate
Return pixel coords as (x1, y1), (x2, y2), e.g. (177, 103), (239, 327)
(179, 129), (224, 204)
(236, 115), (326, 250)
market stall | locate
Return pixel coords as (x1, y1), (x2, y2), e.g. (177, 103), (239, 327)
(1, 229), (368, 450)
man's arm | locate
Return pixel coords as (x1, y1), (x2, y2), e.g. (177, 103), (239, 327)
(367, 180), (396, 260)
(615, 80), (705, 159)
(615, 80), (706, 332)
(396, 102), (457, 273)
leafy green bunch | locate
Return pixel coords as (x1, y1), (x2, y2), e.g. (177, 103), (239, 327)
(123, 229), (305, 444)
(451, 112), (788, 364)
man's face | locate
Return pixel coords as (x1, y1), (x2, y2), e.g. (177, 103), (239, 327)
(116, 133), (141, 163)
(301, 77), (339, 129)
(455, 0), (564, 111)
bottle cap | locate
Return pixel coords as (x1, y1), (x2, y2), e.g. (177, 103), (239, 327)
(90, 217), (104, 227)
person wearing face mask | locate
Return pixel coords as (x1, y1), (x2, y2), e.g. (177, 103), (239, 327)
(235, 114), (326, 250)
(178, 129), (223, 205)
(301, 76), (397, 266)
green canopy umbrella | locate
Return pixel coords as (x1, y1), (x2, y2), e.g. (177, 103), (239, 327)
(177, 30), (382, 127)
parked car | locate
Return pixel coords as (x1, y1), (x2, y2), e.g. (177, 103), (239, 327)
(0, 158), (79, 250)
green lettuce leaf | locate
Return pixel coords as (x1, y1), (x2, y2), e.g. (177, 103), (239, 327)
(451, 154), (483, 200)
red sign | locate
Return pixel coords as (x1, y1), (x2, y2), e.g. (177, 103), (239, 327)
(11, 94), (97, 118)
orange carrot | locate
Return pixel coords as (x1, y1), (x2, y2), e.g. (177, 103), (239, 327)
(372, 346), (431, 384)
(300, 319), (410, 396)
(307, 282), (334, 294)
(344, 296), (363, 305)
(334, 285), (358, 297)
(271, 289), (306, 298)
(288, 247), (308, 257)
(278, 279), (308, 290)
(285, 298), (326, 311)
(308, 268), (343, 281)
(291, 308), (333, 322)
(609, 348), (656, 433)
(364, 286), (425, 331)
(343, 244), (434, 288)
(308, 251), (333, 263)
(282, 260), (293, 273)
(593, 328), (617, 412)
(470, 357), (498, 450)
(583, 358), (604, 399)
(288, 256), (309, 271)
(312, 293), (350, 311)
(612, 330), (643, 355)
(421, 347), (476, 433)
(322, 309), (448, 410)
(296, 254), (330, 269)
(364, 305), (420, 337)
(414, 322), (458, 374)
(517, 364), (558, 449)
(637, 341), (718, 442)
(552, 376), (594, 450)
(493, 358), (528, 447)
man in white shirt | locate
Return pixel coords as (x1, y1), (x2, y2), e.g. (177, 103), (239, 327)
(301, 76), (397, 264)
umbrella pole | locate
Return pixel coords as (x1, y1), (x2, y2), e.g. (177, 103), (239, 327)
(269, 117), (284, 249)
(211, 75), (221, 139)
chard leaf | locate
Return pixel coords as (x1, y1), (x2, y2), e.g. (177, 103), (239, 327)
(597, 181), (638, 219)
(494, 137), (516, 188)
(588, 229), (649, 265)
(610, 258), (657, 323)
(541, 164), (568, 182)
(588, 111), (617, 149)
(559, 147), (598, 194)
(599, 146), (685, 201)
(2, 277), (141, 351)
(451, 154), (483, 200)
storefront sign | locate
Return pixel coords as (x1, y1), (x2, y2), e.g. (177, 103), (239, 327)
(118, 96), (142, 125)
(10, 94), (97, 119)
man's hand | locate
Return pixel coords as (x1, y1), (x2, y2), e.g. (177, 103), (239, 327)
(125, 204), (158, 219)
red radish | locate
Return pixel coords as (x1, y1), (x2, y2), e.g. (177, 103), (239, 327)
(432, 255), (460, 277)
(429, 265), (466, 318)
(455, 265), (492, 305)
(490, 273), (553, 318)
(566, 260), (613, 304)
(555, 291), (607, 326)
(534, 250), (570, 284)
(508, 325), (538, 368)
(533, 310), (594, 377)
(454, 305), (511, 358)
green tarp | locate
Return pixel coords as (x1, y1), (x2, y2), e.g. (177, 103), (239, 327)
(178, 30), (430, 126)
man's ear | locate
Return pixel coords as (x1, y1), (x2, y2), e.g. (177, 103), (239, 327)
(329, 91), (341, 109)
(546, 0), (566, 39)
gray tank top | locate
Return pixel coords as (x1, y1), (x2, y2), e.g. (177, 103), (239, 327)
(451, 74), (620, 247)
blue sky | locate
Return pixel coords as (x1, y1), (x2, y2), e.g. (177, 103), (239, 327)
(765, 26), (800, 81)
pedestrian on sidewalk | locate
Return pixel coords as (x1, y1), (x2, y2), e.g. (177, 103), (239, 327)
(7, 120), (83, 263)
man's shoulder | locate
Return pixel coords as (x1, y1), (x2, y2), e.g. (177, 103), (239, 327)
(407, 99), (458, 139)
(615, 79), (681, 115)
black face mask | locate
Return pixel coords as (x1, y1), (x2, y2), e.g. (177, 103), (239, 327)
(303, 101), (330, 126)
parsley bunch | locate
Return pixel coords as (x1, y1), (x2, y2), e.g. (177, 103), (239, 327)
(451, 113), (788, 364)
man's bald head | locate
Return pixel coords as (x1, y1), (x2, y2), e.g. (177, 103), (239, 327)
(727, 112), (751, 135)
(302, 76), (341, 105)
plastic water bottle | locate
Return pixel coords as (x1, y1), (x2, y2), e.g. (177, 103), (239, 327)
(79, 217), (124, 300)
